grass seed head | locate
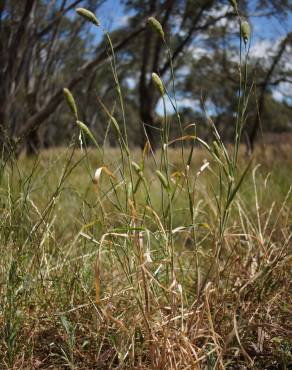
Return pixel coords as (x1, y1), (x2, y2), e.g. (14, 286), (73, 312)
(142, 140), (151, 160)
(152, 73), (165, 96)
(241, 20), (250, 45)
(63, 88), (78, 119)
(76, 8), (100, 26)
(148, 17), (165, 40)
(155, 170), (168, 190)
(132, 161), (142, 173)
(76, 120), (97, 146)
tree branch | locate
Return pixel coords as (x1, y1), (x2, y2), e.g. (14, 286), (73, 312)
(17, 22), (146, 141)
(160, 9), (233, 76)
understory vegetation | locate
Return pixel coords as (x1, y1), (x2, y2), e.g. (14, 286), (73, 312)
(1, 5), (292, 370)
(0, 145), (291, 369)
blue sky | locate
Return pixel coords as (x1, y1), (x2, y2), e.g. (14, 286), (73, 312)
(81, 0), (291, 110)
(93, 0), (291, 42)
(96, 0), (125, 31)
(73, 0), (292, 49)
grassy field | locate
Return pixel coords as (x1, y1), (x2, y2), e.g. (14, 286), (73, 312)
(1, 4), (292, 368)
(0, 143), (291, 369)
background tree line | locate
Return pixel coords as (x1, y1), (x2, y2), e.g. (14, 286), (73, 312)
(0, 0), (291, 155)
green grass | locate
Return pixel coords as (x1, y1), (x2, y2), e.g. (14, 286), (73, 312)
(0, 145), (291, 369)
(1, 8), (292, 369)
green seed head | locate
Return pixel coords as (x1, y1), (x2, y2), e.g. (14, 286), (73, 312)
(76, 120), (89, 133)
(76, 8), (100, 27)
(241, 21), (250, 45)
(63, 88), (78, 119)
(152, 73), (165, 96)
(132, 161), (142, 173)
(76, 120), (98, 147)
(155, 170), (168, 190)
(148, 17), (165, 40)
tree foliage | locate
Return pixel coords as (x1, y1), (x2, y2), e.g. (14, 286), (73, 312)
(0, 0), (291, 154)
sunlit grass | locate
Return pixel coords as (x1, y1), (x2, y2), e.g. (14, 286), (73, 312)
(1, 5), (291, 368)
(0, 145), (291, 369)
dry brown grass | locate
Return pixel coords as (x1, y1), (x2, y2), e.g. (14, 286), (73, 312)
(0, 143), (291, 369)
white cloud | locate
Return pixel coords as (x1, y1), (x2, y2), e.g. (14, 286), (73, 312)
(205, 4), (236, 29)
(206, 4), (230, 19)
(156, 96), (199, 115)
(117, 15), (130, 27)
(125, 77), (136, 89)
(250, 39), (278, 60)
(190, 46), (209, 60)
(177, 65), (191, 77)
(272, 81), (292, 102)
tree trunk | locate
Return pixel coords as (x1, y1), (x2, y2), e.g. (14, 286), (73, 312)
(248, 33), (291, 151)
(0, 91), (6, 152)
(26, 129), (41, 155)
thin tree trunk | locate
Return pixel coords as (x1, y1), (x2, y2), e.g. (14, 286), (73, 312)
(249, 33), (291, 151)
(26, 91), (41, 155)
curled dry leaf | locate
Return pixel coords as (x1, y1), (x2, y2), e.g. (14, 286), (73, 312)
(93, 166), (115, 185)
